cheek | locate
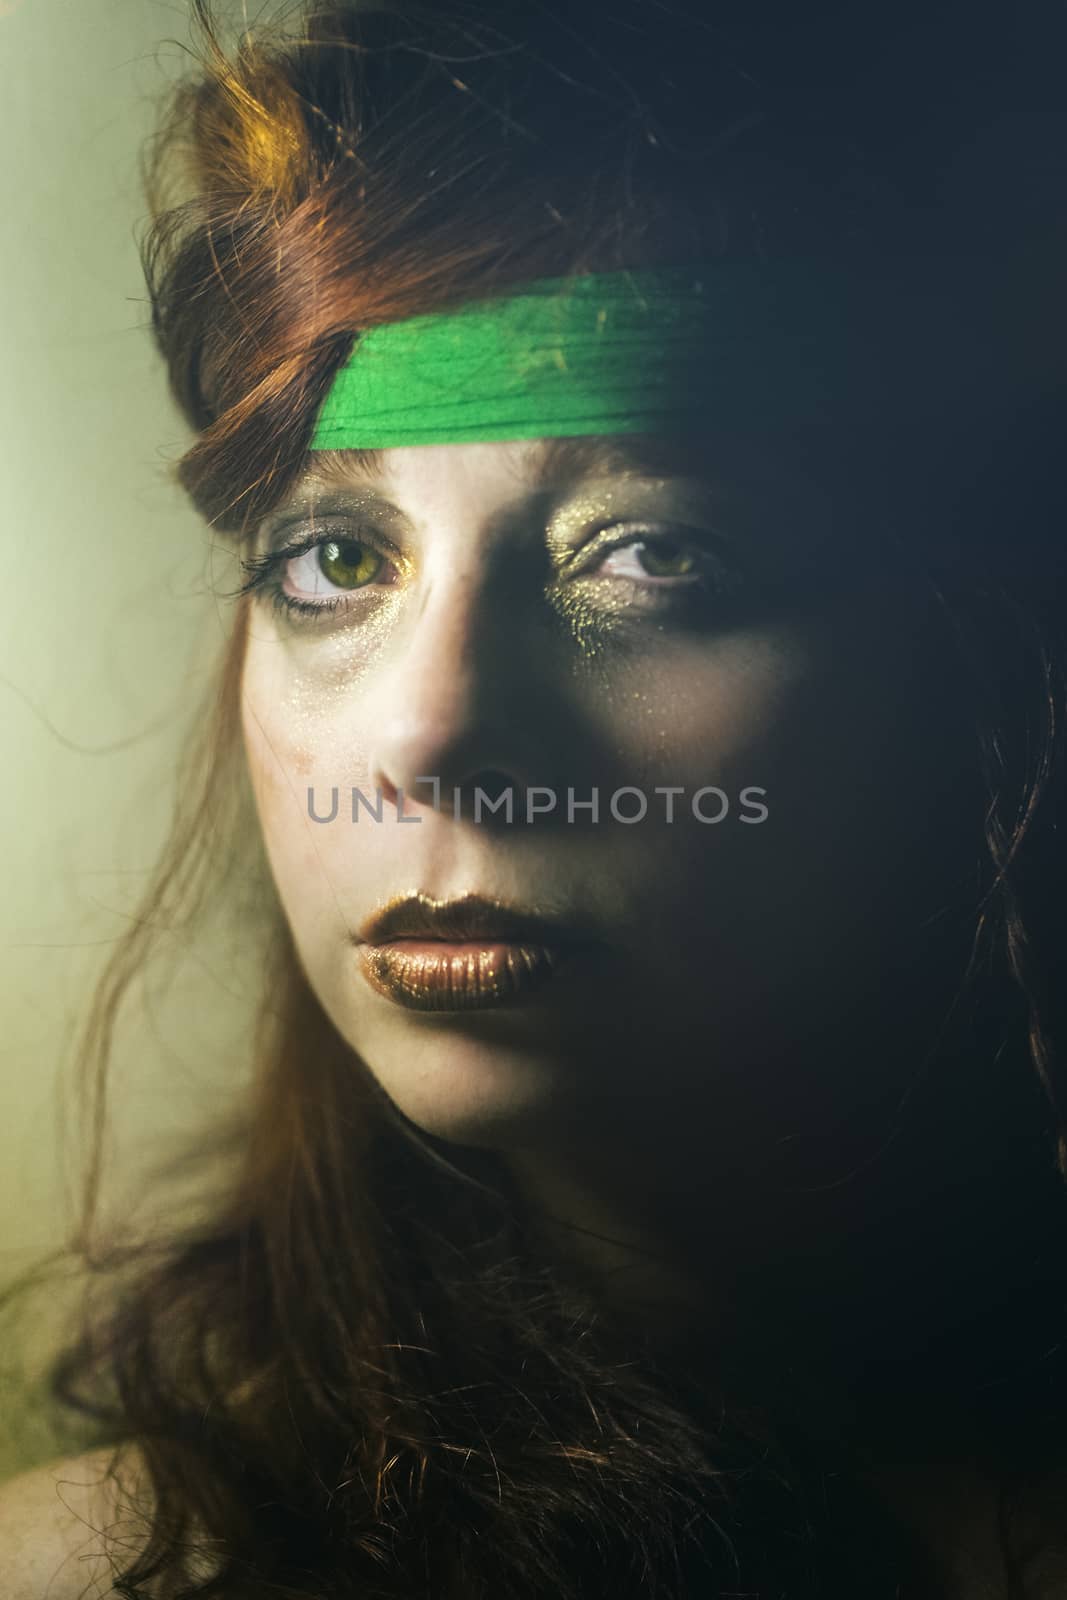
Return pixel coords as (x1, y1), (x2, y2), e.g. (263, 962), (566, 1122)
(610, 609), (954, 952)
(589, 623), (824, 792)
(239, 640), (376, 955)
(241, 617), (384, 776)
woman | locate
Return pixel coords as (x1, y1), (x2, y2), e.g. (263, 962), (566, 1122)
(3, 1), (1067, 1594)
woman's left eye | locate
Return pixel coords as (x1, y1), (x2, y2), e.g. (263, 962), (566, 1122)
(576, 526), (741, 600)
(592, 533), (702, 583)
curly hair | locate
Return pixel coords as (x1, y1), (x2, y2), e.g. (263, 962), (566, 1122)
(4, 3), (1067, 1595)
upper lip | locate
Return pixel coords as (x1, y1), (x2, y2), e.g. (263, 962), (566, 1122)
(358, 892), (595, 946)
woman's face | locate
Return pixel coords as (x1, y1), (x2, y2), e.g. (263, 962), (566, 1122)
(239, 434), (975, 1167)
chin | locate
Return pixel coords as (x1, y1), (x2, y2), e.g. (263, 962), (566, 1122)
(357, 1032), (580, 1151)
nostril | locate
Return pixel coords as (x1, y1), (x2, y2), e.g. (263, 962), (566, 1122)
(377, 773), (401, 809)
(469, 769), (519, 805)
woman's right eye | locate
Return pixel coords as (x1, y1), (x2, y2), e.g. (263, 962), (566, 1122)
(287, 538), (393, 598)
(239, 531), (401, 620)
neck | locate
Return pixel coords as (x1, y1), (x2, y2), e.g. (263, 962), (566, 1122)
(502, 1037), (1067, 1456)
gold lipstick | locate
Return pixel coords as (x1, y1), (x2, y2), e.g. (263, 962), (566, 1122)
(360, 939), (567, 1011)
(355, 891), (596, 1013)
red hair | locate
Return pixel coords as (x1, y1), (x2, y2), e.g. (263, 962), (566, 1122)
(2, 4), (1066, 1595)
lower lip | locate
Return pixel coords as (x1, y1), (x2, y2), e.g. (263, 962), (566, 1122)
(358, 938), (584, 1012)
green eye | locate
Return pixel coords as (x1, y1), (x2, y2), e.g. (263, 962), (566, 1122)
(634, 539), (697, 578)
(318, 538), (384, 589)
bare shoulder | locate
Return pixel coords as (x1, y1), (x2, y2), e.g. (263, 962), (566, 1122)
(0, 1444), (151, 1599)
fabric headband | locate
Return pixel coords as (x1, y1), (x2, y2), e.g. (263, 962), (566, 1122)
(308, 265), (854, 450)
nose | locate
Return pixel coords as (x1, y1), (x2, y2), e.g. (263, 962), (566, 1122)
(367, 565), (556, 820)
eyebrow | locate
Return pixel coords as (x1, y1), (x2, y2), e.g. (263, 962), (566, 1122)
(296, 434), (709, 501)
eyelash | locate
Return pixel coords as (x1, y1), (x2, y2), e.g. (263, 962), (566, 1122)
(237, 522), (740, 623)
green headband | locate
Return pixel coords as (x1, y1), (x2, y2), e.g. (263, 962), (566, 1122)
(308, 265), (850, 449)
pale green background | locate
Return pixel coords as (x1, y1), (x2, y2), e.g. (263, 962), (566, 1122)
(0, 0), (261, 1476)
